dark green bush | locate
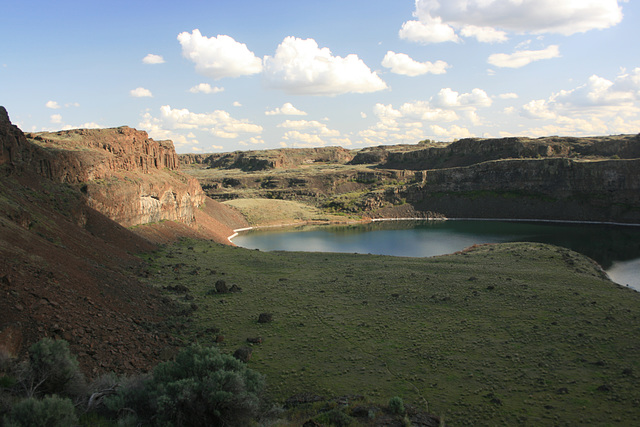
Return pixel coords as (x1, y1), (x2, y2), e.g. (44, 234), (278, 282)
(389, 396), (405, 415)
(3, 395), (78, 427)
(106, 344), (265, 426)
(25, 338), (83, 397)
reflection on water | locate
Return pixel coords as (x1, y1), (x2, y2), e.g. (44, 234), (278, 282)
(232, 220), (640, 291)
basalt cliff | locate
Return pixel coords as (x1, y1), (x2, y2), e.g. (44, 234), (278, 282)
(182, 134), (640, 224)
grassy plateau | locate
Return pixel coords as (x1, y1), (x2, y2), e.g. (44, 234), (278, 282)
(141, 237), (640, 426)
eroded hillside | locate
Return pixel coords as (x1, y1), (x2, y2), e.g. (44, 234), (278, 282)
(181, 134), (640, 224)
(0, 106), (246, 373)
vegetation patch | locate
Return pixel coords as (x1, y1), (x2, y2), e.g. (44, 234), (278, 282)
(140, 239), (640, 425)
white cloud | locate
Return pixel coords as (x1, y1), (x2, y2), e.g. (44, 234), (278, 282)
(233, 101), (242, 107)
(178, 29), (263, 79)
(434, 88), (492, 107)
(553, 69), (640, 108)
(381, 51), (449, 76)
(430, 124), (473, 139)
(398, 101), (458, 122)
(460, 25), (507, 43)
(498, 93), (519, 100)
(517, 68), (640, 136)
(399, 17), (459, 44)
(189, 83), (224, 94)
(142, 54), (165, 64)
(278, 119), (340, 136)
(402, 0), (625, 44)
(61, 122), (102, 130)
(282, 131), (326, 147)
(360, 112), (367, 119)
(46, 100), (60, 109)
(50, 114), (62, 124)
(488, 45), (560, 68)
(158, 105), (262, 138)
(130, 87), (153, 97)
(263, 36), (387, 95)
(521, 99), (557, 119)
(265, 102), (308, 116)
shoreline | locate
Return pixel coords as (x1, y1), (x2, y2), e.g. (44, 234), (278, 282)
(229, 216), (640, 242)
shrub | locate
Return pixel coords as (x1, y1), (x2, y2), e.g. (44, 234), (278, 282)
(25, 338), (83, 398)
(389, 396), (405, 415)
(3, 395), (78, 427)
(106, 344), (265, 426)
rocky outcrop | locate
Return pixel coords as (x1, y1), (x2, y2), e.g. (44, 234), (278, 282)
(362, 135), (640, 170)
(180, 147), (355, 171)
(23, 127), (204, 227)
(369, 157), (640, 223)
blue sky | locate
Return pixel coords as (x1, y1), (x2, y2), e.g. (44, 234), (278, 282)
(1, 0), (638, 153)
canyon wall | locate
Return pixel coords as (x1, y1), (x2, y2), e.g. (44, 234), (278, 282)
(374, 135), (640, 170)
(181, 146), (355, 171)
(373, 157), (640, 223)
(21, 126), (205, 227)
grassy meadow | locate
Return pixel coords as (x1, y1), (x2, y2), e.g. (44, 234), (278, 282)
(142, 238), (640, 425)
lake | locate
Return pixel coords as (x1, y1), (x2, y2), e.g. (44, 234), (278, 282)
(232, 219), (640, 291)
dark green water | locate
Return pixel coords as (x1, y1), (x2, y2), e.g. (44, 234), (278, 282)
(232, 220), (640, 290)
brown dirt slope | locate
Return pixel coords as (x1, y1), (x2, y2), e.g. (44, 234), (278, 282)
(0, 106), (244, 376)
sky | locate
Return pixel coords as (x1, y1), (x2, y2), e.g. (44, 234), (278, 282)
(1, 0), (639, 154)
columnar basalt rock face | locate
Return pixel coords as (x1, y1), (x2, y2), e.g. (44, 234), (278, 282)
(370, 157), (640, 223)
(22, 127), (204, 227)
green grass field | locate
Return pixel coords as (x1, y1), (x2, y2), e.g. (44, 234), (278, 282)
(142, 239), (640, 425)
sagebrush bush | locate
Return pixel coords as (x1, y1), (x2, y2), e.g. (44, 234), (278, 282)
(106, 344), (265, 426)
(3, 395), (78, 427)
(389, 396), (405, 415)
(25, 338), (84, 398)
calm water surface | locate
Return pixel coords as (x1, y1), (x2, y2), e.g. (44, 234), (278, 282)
(232, 220), (640, 291)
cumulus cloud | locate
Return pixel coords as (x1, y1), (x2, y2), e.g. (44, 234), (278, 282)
(433, 88), (492, 108)
(498, 93), (519, 100)
(130, 87), (153, 97)
(430, 124), (473, 139)
(50, 114), (62, 124)
(46, 100), (60, 109)
(178, 29), (262, 79)
(61, 122), (102, 130)
(233, 101), (242, 107)
(401, 0), (625, 44)
(142, 54), (165, 64)
(399, 16), (459, 44)
(381, 51), (449, 76)
(488, 45), (560, 68)
(459, 25), (508, 43)
(518, 68), (640, 135)
(553, 69), (640, 108)
(189, 83), (224, 94)
(157, 105), (262, 138)
(278, 119), (340, 137)
(263, 36), (387, 95)
(265, 102), (308, 116)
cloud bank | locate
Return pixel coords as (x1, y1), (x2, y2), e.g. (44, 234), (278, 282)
(401, 0), (625, 44)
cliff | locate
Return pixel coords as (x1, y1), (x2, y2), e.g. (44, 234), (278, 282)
(0, 106), (249, 374)
(20, 127), (205, 228)
(349, 134), (640, 169)
(180, 146), (355, 171)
